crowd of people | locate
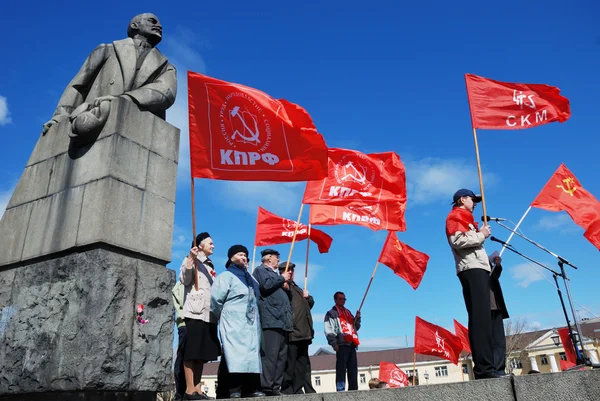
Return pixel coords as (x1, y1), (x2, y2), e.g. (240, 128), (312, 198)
(170, 187), (510, 399)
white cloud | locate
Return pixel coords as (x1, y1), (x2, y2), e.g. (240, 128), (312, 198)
(357, 336), (412, 349)
(0, 96), (12, 126)
(534, 214), (579, 233)
(162, 28), (209, 188)
(509, 262), (550, 288)
(405, 157), (499, 205)
(215, 181), (305, 217)
(312, 313), (326, 322)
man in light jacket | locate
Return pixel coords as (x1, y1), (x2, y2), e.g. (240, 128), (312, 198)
(252, 249), (293, 396)
(445, 188), (506, 380)
(324, 291), (361, 391)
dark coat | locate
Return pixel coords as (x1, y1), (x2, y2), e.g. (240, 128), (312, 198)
(491, 263), (509, 319)
(288, 281), (315, 342)
(252, 264), (293, 331)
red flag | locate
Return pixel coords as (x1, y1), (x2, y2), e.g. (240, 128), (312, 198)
(188, 71), (328, 181)
(302, 148), (406, 206)
(378, 232), (428, 290)
(465, 73), (571, 130)
(309, 201), (406, 232)
(414, 316), (463, 365)
(254, 207), (332, 253)
(453, 319), (471, 354)
(560, 360), (578, 371)
(531, 164), (600, 250)
(557, 328), (577, 364)
(378, 361), (408, 388)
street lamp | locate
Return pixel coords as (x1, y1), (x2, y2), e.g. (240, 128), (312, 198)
(551, 334), (561, 346)
(423, 371), (429, 385)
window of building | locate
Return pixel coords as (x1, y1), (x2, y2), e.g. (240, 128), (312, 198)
(434, 366), (448, 377)
(510, 358), (522, 369)
(559, 352), (567, 361)
(462, 364), (468, 374)
(406, 369), (419, 377)
(315, 376), (321, 386)
(359, 374), (366, 384)
(540, 355), (549, 365)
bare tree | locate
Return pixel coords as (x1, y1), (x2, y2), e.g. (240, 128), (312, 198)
(504, 317), (532, 373)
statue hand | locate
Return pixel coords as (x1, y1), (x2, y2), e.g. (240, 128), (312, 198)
(93, 95), (117, 108)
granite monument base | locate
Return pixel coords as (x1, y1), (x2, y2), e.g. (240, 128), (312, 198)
(0, 247), (175, 397)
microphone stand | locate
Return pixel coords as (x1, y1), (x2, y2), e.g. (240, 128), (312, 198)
(490, 222), (590, 367)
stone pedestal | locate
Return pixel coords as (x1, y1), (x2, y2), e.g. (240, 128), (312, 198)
(0, 98), (179, 398)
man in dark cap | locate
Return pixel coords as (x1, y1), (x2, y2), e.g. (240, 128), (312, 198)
(277, 262), (315, 395)
(445, 189), (505, 379)
(252, 249), (293, 396)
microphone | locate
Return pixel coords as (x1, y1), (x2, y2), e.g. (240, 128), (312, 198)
(481, 216), (508, 222)
(490, 236), (507, 245)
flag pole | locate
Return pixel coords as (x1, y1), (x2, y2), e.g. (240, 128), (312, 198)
(472, 127), (488, 225)
(284, 203), (305, 273)
(303, 223), (312, 291)
(460, 356), (465, 381)
(498, 206), (532, 257)
(412, 353), (417, 386)
(251, 245), (257, 273)
(357, 261), (380, 314)
(190, 175), (199, 291)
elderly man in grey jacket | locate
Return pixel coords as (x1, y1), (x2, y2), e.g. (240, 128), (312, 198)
(252, 249), (293, 396)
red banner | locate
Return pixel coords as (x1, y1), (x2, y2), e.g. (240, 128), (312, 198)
(414, 316), (463, 365)
(531, 164), (600, 250)
(378, 361), (408, 388)
(453, 319), (471, 354)
(309, 201), (406, 232)
(378, 232), (428, 290)
(557, 328), (577, 365)
(254, 207), (332, 253)
(302, 148), (406, 206)
(465, 73), (571, 130)
(188, 71), (328, 181)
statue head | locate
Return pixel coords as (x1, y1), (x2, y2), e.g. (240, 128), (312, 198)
(127, 13), (162, 47)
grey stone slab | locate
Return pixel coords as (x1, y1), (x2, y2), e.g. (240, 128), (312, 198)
(21, 186), (84, 261)
(0, 203), (33, 266)
(513, 370), (600, 401)
(110, 135), (149, 191)
(77, 177), (143, 251)
(151, 116), (180, 162)
(99, 98), (154, 152)
(0, 249), (173, 396)
(139, 192), (175, 262)
(26, 119), (71, 167)
(321, 377), (515, 401)
(145, 152), (177, 202)
(7, 158), (53, 209)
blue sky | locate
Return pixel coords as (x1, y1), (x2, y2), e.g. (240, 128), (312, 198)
(2, 1), (600, 352)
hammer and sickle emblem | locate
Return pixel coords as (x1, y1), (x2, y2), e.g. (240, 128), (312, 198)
(556, 177), (577, 196)
(395, 240), (403, 252)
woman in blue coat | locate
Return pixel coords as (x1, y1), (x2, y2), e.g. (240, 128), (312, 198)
(211, 245), (265, 398)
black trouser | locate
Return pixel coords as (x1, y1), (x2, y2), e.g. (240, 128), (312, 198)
(458, 269), (495, 379)
(216, 354), (261, 398)
(174, 326), (187, 398)
(491, 309), (507, 373)
(335, 345), (358, 391)
(304, 361), (316, 393)
(260, 328), (288, 394)
(282, 340), (311, 394)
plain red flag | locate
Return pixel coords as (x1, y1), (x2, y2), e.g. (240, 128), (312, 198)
(557, 328), (578, 365)
(254, 207), (332, 253)
(378, 361), (409, 388)
(309, 201), (406, 232)
(414, 316), (463, 365)
(302, 148), (406, 206)
(531, 163), (600, 250)
(188, 71), (328, 181)
(453, 319), (471, 354)
(465, 73), (571, 130)
(378, 232), (428, 290)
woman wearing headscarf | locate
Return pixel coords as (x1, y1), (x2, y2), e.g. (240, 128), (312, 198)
(211, 245), (265, 399)
(179, 232), (221, 400)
